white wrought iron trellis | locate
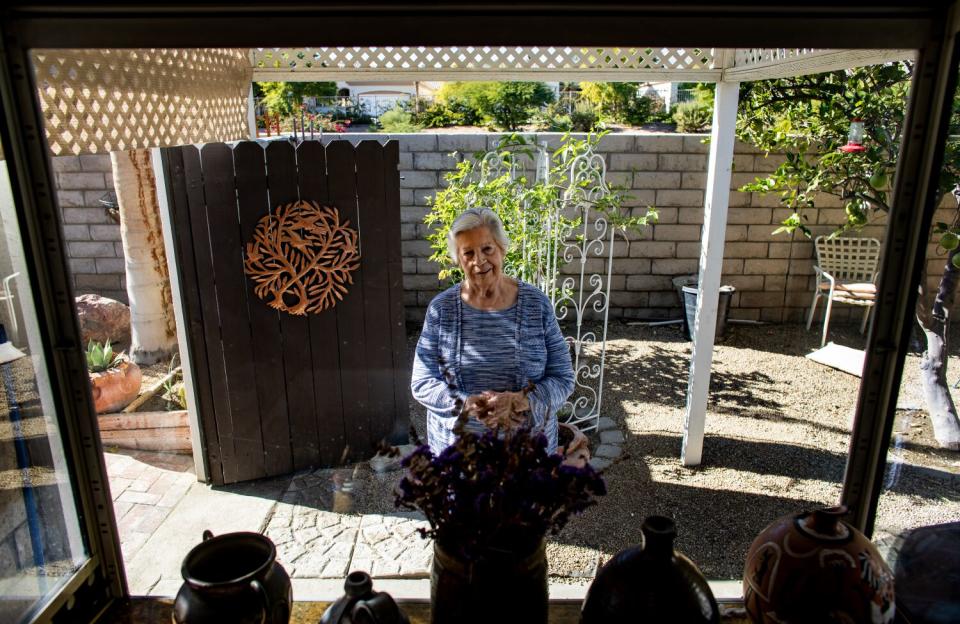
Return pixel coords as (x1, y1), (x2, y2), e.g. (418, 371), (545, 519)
(469, 141), (616, 433)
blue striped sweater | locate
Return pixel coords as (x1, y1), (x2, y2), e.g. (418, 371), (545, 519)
(411, 280), (575, 454)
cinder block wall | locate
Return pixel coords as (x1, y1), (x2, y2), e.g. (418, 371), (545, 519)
(52, 133), (953, 323)
(53, 154), (127, 303)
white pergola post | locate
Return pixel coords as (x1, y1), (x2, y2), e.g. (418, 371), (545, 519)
(681, 80), (740, 467)
(247, 84), (257, 139)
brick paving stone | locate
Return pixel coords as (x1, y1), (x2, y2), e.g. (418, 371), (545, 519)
(113, 501), (132, 520)
(110, 477), (133, 499)
(321, 559), (350, 578)
(117, 490), (162, 505)
(130, 506), (168, 534)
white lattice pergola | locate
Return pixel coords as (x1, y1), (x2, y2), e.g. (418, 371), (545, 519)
(34, 45), (915, 466)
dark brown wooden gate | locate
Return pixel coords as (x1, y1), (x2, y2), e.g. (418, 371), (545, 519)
(159, 139), (409, 485)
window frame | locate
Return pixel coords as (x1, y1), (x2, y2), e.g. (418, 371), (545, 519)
(0, 3), (956, 621)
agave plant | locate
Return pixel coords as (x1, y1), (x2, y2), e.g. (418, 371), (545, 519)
(85, 340), (124, 373)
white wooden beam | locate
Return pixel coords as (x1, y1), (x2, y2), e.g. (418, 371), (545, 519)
(681, 80), (739, 467)
(151, 148), (207, 483)
(247, 84), (257, 139)
(250, 69), (724, 83)
(723, 49), (915, 81)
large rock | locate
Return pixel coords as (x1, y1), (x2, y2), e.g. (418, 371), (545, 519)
(75, 294), (130, 345)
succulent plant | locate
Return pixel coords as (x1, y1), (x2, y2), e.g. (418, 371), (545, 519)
(85, 340), (124, 373)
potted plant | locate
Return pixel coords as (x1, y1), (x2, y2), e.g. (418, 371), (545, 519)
(395, 421), (606, 624)
(86, 340), (141, 414)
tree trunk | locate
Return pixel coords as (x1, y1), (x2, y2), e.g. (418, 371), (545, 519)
(111, 149), (177, 365)
(917, 247), (960, 450)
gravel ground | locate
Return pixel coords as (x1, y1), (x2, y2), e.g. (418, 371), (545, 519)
(399, 319), (960, 581)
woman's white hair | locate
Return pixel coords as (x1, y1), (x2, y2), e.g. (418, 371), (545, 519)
(447, 208), (511, 264)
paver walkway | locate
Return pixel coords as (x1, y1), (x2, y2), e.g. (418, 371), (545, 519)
(104, 416), (624, 595)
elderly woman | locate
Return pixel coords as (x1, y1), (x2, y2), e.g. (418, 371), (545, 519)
(411, 207), (575, 455)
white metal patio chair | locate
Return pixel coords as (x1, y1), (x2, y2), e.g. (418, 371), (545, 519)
(806, 236), (881, 347)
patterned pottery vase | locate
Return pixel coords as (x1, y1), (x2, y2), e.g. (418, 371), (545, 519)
(580, 515), (720, 624)
(743, 505), (895, 624)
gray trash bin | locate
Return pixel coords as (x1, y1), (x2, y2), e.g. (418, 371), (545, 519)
(681, 284), (736, 341)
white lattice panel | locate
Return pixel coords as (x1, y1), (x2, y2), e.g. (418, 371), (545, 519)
(733, 48), (820, 68)
(33, 49), (253, 155)
(252, 46), (716, 75)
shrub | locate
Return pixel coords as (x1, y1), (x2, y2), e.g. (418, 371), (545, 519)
(673, 101), (712, 132)
(377, 107), (421, 133)
(530, 102), (572, 132)
(578, 82), (654, 126)
(489, 82), (555, 131)
(436, 81), (554, 130)
(569, 101), (600, 132)
(414, 100), (483, 128)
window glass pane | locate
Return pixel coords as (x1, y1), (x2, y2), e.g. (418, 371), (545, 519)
(0, 158), (89, 622)
(873, 64), (960, 619)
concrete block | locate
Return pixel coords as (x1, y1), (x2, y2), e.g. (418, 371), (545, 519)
(633, 171), (681, 190)
(682, 135), (710, 153)
(752, 154), (786, 172)
(743, 259), (790, 275)
(622, 190), (656, 207)
(417, 258), (443, 275)
(635, 135), (684, 153)
(626, 275), (673, 291)
(751, 192), (786, 208)
(84, 190), (112, 206)
(400, 224), (417, 241)
(728, 190), (753, 207)
(90, 225), (122, 241)
(400, 206), (430, 223)
(62, 224), (90, 241)
(675, 242), (701, 258)
(609, 291), (647, 307)
(413, 189), (436, 206)
(52, 156), (82, 172)
(653, 224), (701, 242)
(609, 153), (658, 171)
(722, 275), (764, 291)
(69, 258), (96, 274)
(96, 258), (126, 274)
(399, 171), (436, 188)
(728, 207), (772, 225)
(397, 152), (413, 170)
(406, 307), (427, 322)
(413, 152), (460, 171)
(647, 206), (676, 224)
(76, 273), (121, 289)
(418, 291), (439, 306)
(68, 241), (116, 257)
(402, 258), (417, 274)
(655, 190), (704, 207)
(401, 240), (434, 257)
(659, 154), (706, 172)
(677, 207), (704, 224)
(595, 134), (635, 152)
(80, 154), (113, 172)
(723, 258), (744, 274)
(603, 171), (633, 189)
(681, 172), (706, 189)
(628, 241), (675, 258)
(652, 258), (698, 275)
(734, 139), (765, 154)
(437, 135), (488, 154)
(397, 134), (438, 152)
(613, 258), (653, 274)
(403, 275), (442, 291)
(57, 190), (86, 208)
(58, 172), (105, 189)
(648, 291), (680, 307)
(725, 225), (748, 242)
(724, 242), (769, 258)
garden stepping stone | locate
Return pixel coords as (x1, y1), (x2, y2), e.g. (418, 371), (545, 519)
(594, 444), (622, 459)
(589, 458), (612, 472)
(597, 417), (617, 431)
(599, 430), (625, 445)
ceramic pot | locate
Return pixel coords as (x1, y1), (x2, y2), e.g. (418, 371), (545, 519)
(580, 515), (719, 624)
(431, 538), (547, 624)
(90, 359), (141, 414)
(743, 505), (895, 624)
(320, 570), (410, 624)
(174, 530), (291, 624)
(558, 422), (590, 468)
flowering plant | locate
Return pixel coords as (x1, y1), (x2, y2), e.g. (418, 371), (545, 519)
(395, 424), (606, 561)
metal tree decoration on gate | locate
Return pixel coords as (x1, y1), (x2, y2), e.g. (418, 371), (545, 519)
(244, 199), (361, 315)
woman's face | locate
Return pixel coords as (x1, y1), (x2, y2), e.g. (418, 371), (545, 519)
(455, 226), (504, 287)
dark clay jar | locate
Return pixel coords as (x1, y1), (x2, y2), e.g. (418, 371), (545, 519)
(174, 530), (292, 624)
(431, 538), (548, 624)
(580, 515), (720, 624)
